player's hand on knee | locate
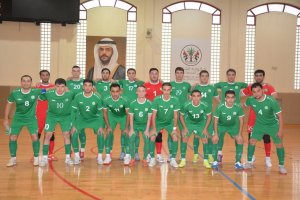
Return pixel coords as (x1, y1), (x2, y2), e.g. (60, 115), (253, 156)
(128, 129), (134, 137)
(181, 128), (188, 138)
(98, 128), (104, 135)
(202, 128), (209, 137)
(212, 134), (219, 144)
(106, 126), (112, 134)
(144, 130), (150, 138)
(277, 131), (284, 140)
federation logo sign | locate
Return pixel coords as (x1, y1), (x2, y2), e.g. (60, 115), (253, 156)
(180, 45), (202, 66)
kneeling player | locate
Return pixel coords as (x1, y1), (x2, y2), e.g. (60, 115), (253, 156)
(39, 78), (74, 166)
(179, 90), (212, 168)
(211, 90), (244, 169)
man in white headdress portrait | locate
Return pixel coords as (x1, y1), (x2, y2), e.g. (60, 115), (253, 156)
(87, 38), (125, 80)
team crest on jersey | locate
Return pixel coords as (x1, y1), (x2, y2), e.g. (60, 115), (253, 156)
(264, 106), (269, 110)
(109, 105), (112, 107)
(120, 105), (124, 108)
(134, 84), (137, 87)
(235, 86), (239, 89)
(31, 95), (35, 99)
(92, 102), (96, 105)
(145, 108), (148, 111)
(233, 112), (237, 115)
(65, 99), (69, 102)
(183, 86), (186, 90)
(264, 88), (269, 93)
(208, 89), (211, 93)
(253, 105), (256, 107)
(200, 110), (204, 113)
(170, 105), (174, 108)
(79, 102), (83, 104)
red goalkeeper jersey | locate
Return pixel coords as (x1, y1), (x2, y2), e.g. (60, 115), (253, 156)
(144, 81), (163, 102)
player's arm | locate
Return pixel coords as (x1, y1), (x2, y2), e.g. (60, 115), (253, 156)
(171, 110), (179, 135)
(238, 116), (244, 137)
(179, 113), (188, 137)
(102, 108), (112, 133)
(276, 111), (283, 139)
(128, 113), (134, 137)
(150, 110), (157, 136)
(144, 113), (152, 138)
(203, 113), (211, 136)
(124, 108), (130, 134)
(212, 116), (219, 143)
(3, 102), (13, 130)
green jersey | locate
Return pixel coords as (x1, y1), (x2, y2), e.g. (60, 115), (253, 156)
(193, 84), (218, 110)
(214, 103), (244, 127)
(129, 99), (152, 126)
(66, 79), (83, 94)
(95, 80), (112, 99)
(8, 88), (42, 119)
(103, 96), (129, 117)
(245, 95), (281, 126)
(151, 95), (180, 124)
(214, 82), (248, 103)
(119, 80), (144, 103)
(72, 92), (103, 121)
(180, 101), (211, 125)
(39, 90), (75, 117)
(170, 81), (191, 107)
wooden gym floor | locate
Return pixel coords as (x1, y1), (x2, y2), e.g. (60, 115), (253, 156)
(0, 120), (299, 200)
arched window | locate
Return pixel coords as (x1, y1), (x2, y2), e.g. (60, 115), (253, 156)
(161, 1), (221, 83)
(77, 0), (137, 78)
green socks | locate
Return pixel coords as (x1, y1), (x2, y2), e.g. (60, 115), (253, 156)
(9, 140), (17, 157)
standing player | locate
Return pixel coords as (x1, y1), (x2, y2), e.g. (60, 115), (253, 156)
(128, 85), (152, 166)
(95, 68), (114, 100)
(39, 78), (74, 166)
(214, 68), (247, 162)
(244, 83), (287, 174)
(102, 83), (130, 165)
(241, 69), (278, 167)
(150, 83), (180, 167)
(144, 68), (164, 162)
(35, 70), (56, 160)
(4, 75), (44, 167)
(192, 70), (219, 163)
(119, 68), (144, 161)
(179, 90), (211, 168)
(211, 90), (244, 169)
(170, 67), (191, 161)
(71, 79), (105, 165)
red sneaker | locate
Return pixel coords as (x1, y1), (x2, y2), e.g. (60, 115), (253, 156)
(142, 159), (148, 167)
(80, 151), (85, 160)
(129, 160), (136, 167)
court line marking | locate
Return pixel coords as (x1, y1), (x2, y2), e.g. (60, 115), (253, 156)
(49, 146), (102, 200)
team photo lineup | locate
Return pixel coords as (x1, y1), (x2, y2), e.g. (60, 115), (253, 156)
(3, 65), (287, 174)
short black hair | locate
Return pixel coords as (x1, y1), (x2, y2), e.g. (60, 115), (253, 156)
(175, 67), (184, 73)
(127, 68), (136, 73)
(137, 84), (146, 90)
(110, 83), (121, 90)
(21, 75), (32, 82)
(199, 70), (209, 76)
(225, 90), (235, 97)
(83, 79), (94, 85)
(102, 68), (111, 74)
(251, 82), (263, 91)
(254, 69), (265, 76)
(149, 68), (159, 73)
(226, 68), (236, 75)
(162, 82), (172, 88)
(72, 65), (80, 69)
(55, 78), (66, 86)
(191, 89), (201, 95)
(39, 70), (50, 76)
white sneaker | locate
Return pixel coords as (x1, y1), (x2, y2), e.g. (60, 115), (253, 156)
(279, 165), (287, 174)
(124, 155), (131, 166)
(97, 156), (103, 165)
(65, 158), (74, 165)
(156, 155), (165, 163)
(6, 157), (16, 167)
(170, 158), (178, 168)
(243, 162), (253, 169)
(146, 154), (151, 163)
(149, 158), (156, 167)
(33, 157), (39, 166)
(252, 155), (256, 163)
(167, 155), (171, 162)
(265, 157), (272, 168)
(104, 155), (112, 165)
(74, 156), (81, 165)
(39, 157), (48, 167)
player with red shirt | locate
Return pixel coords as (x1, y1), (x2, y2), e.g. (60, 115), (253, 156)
(36, 70), (56, 160)
(144, 68), (164, 162)
(242, 69), (278, 167)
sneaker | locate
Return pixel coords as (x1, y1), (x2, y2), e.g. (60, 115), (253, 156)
(217, 154), (223, 163)
(203, 160), (211, 169)
(142, 159), (148, 167)
(212, 161), (218, 169)
(33, 157), (39, 166)
(235, 162), (244, 170)
(178, 159), (186, 168)
(39, 157), (48, 167)
(265, 157), (272, 168)
(104, 155), (112, 165)
(156, 155), (165, 163)
(97, 156), (103, 165)
(129, 160), (136, 167)
(149, 158), (156, 167)
(119, 152), (125, 160)
(252, 155), (256, 163)
(6, 158), (16, 167)
(79, 151), (85, 160)
(279, 165), (287, 174)
(48, 154), (58, 161)
(146, 154), (151, 163)
(134, 153), (140, 161)
(124, 155), (131, 166)
(65, 158), (74, 165)
(74, 156), (81, 165)
(170, 158), (178, 168)
(192, 154), (199, 163)
(208, 154), (214, 164)
(243, 162), (253, 169)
